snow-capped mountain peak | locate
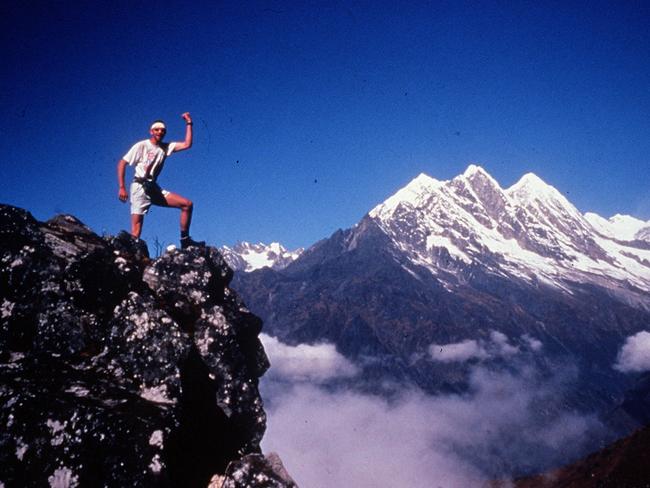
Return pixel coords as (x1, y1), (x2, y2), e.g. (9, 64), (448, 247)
(507, 172), (571, 208)
(220, 241), (304, 272)
(462, 163), (493, 181)
(505, 171), (589, 246)
(367, 166), (650, 303)
(369, 173), (442, 220)
(509, 172), (546, 192)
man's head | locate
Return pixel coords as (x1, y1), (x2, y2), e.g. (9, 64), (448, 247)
(149, 120), (167, 143)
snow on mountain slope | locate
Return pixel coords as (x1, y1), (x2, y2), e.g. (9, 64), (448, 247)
(371, 173), (443, 216)
(221, 242), (304, 272)
(368, 165), (650, 302)
(584, 213), (650, 241)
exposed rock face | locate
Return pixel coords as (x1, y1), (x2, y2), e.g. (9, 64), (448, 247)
(0, 205), (291, 487)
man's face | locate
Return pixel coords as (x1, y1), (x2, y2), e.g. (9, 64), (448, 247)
(150, 127), (166, 142)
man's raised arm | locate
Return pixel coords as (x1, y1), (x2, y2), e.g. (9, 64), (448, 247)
(173, 112), (193, 152)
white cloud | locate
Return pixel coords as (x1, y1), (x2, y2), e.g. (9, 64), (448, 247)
(428, 331), (526, 363)
(614, 331), (650, 373)
(262, 384), (482, 488)
(261, 366), (601, 488)
(490, 331), (520, 356)
(429, 339), (487, 362)
(260, 333), (359, 383)
(522, 334), (543, 352)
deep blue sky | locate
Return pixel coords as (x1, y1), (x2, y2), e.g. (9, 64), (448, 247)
(3, 1), (650, 249)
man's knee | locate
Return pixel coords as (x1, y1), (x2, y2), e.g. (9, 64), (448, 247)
(184, 200), (193, 211)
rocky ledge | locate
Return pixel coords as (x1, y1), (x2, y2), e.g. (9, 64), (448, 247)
(0, 204), (296, 487)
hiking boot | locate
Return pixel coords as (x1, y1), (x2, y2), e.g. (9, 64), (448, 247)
(180, 236), (206, 249)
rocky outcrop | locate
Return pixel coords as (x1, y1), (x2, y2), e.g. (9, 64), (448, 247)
(0, 204), (294, 487)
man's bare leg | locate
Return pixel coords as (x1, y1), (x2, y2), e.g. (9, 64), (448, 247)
(131, 214), (144, 238)
(163, 192), (193, 232)
(164, 192), (203, 248)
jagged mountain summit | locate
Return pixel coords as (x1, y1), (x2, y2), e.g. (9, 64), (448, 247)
(221, 242), (303, 272)
(0, 205), (296, 488)
(369, 165), (650, 306)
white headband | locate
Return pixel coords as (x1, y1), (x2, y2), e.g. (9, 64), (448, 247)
(150, 122), (166, 130)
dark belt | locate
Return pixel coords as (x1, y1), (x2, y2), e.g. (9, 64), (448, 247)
(133, 177), (154, 184)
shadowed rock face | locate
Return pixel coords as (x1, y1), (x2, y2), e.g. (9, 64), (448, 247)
(0, 205), (290, 487)
(509, 422), (650, 488)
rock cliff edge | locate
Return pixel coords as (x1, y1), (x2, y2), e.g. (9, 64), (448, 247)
(0, 204), (296, 487)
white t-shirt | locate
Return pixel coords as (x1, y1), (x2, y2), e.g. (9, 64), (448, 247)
(122, 139), (177, 181)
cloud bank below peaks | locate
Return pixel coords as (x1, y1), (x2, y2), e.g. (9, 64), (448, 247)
(260, 335), (603, 487)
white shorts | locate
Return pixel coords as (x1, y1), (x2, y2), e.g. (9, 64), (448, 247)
(130, 181), (170, 215)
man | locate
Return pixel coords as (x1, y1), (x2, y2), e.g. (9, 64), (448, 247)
(117, 112), (204, 249)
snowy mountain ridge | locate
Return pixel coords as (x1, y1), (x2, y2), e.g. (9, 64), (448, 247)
(584, 212), (650, 241)
(221, 241), (304, 272)
(368, 165), (650, 303)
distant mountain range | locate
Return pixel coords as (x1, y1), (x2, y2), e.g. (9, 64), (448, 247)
(229, 166), (650, 428)
(221, 242), (303, 273)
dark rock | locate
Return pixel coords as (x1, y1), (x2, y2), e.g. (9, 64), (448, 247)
(0, 204), (290, 487)
(0, 356), (175, 487)
(221, 452), (298, 488)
